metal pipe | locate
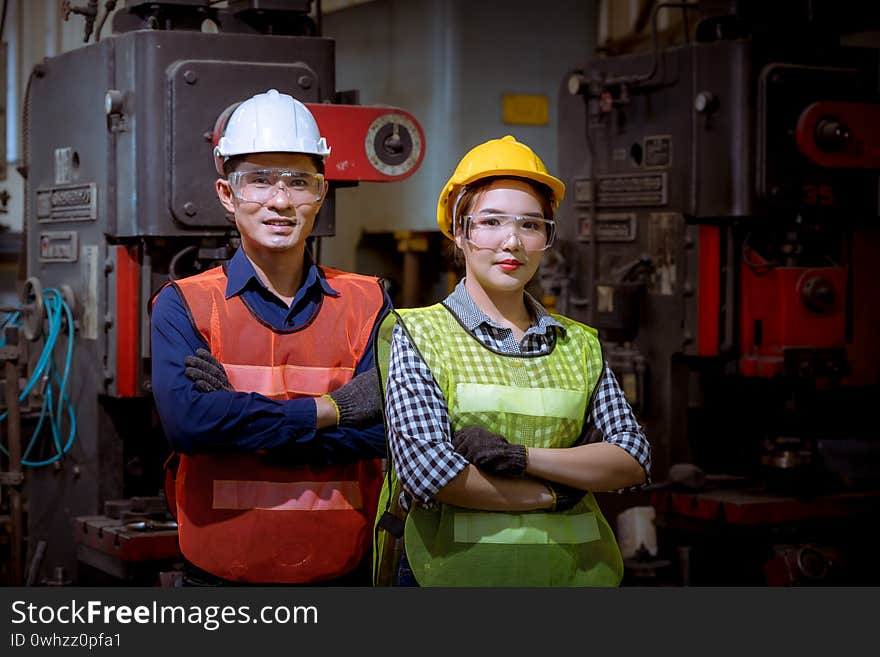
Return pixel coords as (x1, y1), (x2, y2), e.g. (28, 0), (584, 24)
(25, 539), (46, 586)
(95, 0), (117, 42)
(402, 250), (419, 308)
(602, 2), (698, 88)
(5, 359), (24, 586)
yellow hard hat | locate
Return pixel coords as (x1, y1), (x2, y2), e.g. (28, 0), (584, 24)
(436, 135), (565, 240)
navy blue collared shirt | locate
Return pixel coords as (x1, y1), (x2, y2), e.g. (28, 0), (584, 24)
(150, 247), (390, 463)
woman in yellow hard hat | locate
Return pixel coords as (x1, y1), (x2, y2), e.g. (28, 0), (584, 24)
(374, 135), (650, 586)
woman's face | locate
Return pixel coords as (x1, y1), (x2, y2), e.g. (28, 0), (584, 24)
(454, 179), (547, 297)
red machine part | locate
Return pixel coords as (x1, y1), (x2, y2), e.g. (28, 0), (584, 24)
(650, 489), (880, 525)
(763, 544), (845, 586)
(75, 515), (181, 562)
(115, 245), (140, 398)
(306, 104), (425, 182)
(211, 102), (425, 183)
(697, 225), (721, 356)
(795, 101), (880, 169)
(739, 253), (847, 377)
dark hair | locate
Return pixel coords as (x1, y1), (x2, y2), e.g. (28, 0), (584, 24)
(452, 176), (554, 237)
(222, 153), (326, 178)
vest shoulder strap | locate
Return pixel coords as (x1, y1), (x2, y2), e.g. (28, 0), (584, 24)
(550, 313), (598, 339)
(376, 305), (448, 390)
(320, 266), (381, 290)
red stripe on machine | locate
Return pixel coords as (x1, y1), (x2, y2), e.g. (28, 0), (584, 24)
(115, 245), (140, 397)
(697, 225), (720, 356)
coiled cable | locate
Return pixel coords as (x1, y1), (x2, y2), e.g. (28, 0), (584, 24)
(0, 288), (77, 467)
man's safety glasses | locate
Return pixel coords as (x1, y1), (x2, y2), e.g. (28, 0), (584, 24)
(461, 213), (556, 251)
(228, 169), (325, 207)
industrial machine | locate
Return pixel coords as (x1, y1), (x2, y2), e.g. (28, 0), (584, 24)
(0, 0), (424, 585)
(556, 0), (880, 584)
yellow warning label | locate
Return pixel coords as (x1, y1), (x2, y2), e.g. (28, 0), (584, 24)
(502, 94), (549, 125)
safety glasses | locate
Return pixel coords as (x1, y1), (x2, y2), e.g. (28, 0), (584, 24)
(228, 169), (325, 207)
(461, 213), (556, 251)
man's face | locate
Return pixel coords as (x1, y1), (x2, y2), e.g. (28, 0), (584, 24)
(216, 152), (328, 257)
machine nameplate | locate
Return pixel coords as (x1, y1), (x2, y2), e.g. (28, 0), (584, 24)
(39, 231), (79, 263)
(578, 212), (637, 242)
(36, 183), (98, 223)
(573, 178), (593, 204)
(575, 173), (668, 208)
(643, 135), (672, 169)
(594, 172), (668, 207)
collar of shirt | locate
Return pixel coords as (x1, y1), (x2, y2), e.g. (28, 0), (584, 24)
(223, 246), (340, 326)
(443, 277), (565, 338)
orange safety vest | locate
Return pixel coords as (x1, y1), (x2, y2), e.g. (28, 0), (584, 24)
(159, 264), (385, 583)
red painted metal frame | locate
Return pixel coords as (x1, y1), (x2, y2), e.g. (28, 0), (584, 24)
(75, 515), (181, 562)
(697, 225), (721, 356)
(115, 245), (140, 398)
(739, 258), (847, 378)
(306, 104), (425, 182)
(651, 489), (880, 526)
(795, 101), (880, 169)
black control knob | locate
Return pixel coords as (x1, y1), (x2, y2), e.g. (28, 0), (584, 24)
(801, 275), (835, 315)
(815, 117), (850, 153)
(694, 91), (718, 114)
(383, 131), (404, 156)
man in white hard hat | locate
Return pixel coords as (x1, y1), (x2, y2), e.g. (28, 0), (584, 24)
(150, 89), (389, 586)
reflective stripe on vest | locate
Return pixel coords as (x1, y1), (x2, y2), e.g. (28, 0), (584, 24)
(224, 363), (355, 398)
(213, 479), (363, 511)
(453, 511), (600, 544)
(455, 383), (587, 420)
(168, 265), (385, 584)
(379, 305), (624, 587)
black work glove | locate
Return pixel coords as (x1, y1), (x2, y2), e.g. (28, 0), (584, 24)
(184, 348), (233, 392)
(324, 368), (382, 427)
(545, 481), (587, 512)
(451, 426), (528, 476)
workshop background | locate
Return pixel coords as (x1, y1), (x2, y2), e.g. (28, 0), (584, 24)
(0, 0), (878, 587)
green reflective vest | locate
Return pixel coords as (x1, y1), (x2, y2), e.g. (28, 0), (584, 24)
(375, 304), (624, 587)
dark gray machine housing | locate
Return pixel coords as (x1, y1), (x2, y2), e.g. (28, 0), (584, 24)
(21, 18), (344, 582)
(557, 32), (878, 477)
(28, 27), (338, 387)
(555, 0), (880, 584)
(28, 28), (336, 237)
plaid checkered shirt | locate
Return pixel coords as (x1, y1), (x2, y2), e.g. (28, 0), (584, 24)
(384, 279), (651, 508)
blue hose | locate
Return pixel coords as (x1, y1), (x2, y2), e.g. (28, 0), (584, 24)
(0, 288), (78, 466)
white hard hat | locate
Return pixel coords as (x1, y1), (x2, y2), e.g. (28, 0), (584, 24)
(213, 89), (331, 174)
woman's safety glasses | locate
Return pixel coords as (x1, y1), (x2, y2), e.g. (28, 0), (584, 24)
(228, 169), (325, 207)
(461, 213), (556, 251)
